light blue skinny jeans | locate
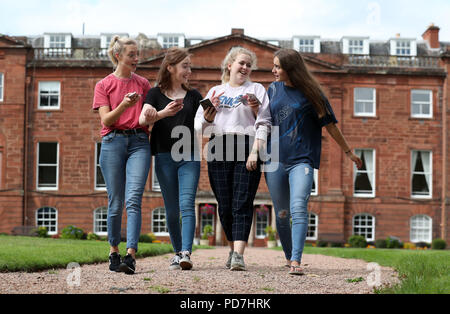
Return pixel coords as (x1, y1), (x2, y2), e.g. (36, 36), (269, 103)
(265, 162), (314, 263)
(155, 152), (200, 254)
(99, 131), (151, 252)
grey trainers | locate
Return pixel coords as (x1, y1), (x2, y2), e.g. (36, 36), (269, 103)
(179, 251), (193, 270)
(230, 252), (246, 271)
(169, 253), (181, 270)
(225, 250), (233, 269)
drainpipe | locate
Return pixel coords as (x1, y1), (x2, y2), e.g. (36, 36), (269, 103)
(442, 65), (448, 242)
(23, 74), (30, 226)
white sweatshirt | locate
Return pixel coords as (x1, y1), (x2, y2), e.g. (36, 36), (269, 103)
(194, 81), (271, 141)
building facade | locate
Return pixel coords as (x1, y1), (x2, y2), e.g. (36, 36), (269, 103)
(0, 26), (449, 247)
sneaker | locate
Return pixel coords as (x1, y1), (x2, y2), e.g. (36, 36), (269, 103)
(109, 252), (121, 272)
(179, 251), (193, 270)
(225, 251), (234, 269)
(230, 252), (246, 271)
(119, 254), (136, 275)
(169, 253), (181, 270)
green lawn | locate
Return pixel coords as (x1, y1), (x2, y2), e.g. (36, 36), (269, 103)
(0, 235), (179, 272)
(282, 246), (450, 294)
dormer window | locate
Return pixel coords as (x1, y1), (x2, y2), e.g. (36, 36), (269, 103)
(157, 33), (185, 49)
(43, 33), (72, 57)
(390, 38), (417, 56)
(342, 37), (369, 55)
(293, 36), (320, 53)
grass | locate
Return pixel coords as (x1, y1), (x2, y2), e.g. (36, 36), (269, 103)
(274, 246), (450, 294)
(0, 235), (181, 272)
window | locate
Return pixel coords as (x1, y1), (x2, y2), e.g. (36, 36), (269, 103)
(255, 205), (271, 239)
(152, 207), (168, 235)
(43, 33), (71, 57)
(354, 149), (375, 197)
(311, 169), (319, 196)
(199, 203), (216, 235)
(163, 36), (179, 48)
(306, 212), (318, 240)
(36, 207), (58, 235)
(354, 88), (376, 117)
(293, 36), (320, 53)
(0, 72), (4, 102)
(353, 214), (375, 241)
(348, 39), (364, 54)
(410, 215), (432, 243)
(95, 142), (106, 190)
(93, 207), (108, 235)
(390, 39), (417, 57)
(411, 90), (432, 118)
(299, 39), (315, 53)
(411, 150), (432, 198)
(267, 40), (280, 46)
(152, 157), (161, 192)
(396, 41), (410, 56)
(37, 142), (59, 190)
(38, 81), (60, 109)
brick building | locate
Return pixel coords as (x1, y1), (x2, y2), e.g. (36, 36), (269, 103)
(0, 26), (449, 247)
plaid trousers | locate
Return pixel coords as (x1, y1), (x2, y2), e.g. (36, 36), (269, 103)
(207, 135), (261, 242)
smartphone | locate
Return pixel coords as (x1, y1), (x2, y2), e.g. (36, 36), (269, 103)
(200, 98), (215, 111)
(239, 95), (249, 106)
(175, 98), (184, 105)
(127, 92), (137, 98)
(246, 93), (257, 102)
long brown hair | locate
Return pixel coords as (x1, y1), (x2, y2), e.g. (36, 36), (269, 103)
(157, 47), (192, 93)
(275, 49), (328, 117)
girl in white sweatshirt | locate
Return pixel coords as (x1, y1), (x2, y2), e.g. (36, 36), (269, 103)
(195, 46), (271, 271)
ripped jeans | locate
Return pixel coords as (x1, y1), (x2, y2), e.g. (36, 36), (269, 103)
(265, 162), (314, 263)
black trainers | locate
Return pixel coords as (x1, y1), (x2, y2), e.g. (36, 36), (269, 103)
(109, 252), (122, 272)
(169, 253), (182, 270)
(119, 254), (136, 275)
(179, 251), (193, 270)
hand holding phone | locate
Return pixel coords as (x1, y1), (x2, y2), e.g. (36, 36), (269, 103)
(200, 98), (216, 111)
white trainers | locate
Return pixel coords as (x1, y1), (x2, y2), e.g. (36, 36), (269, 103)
(225, 250), (233, 269)
(230, 252), (246, 271)
(179, 251), (193, 270)
(169, 253), (181, 270)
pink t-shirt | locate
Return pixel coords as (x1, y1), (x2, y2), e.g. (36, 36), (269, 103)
(92, 73), (151, 136)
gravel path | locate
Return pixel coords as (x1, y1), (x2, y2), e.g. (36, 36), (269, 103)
(0, 247), (399, 294)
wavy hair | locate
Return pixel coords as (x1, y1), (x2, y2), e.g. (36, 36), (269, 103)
(156, 47), (192, 93)
(221, 46), (257, 84)
(274, 49), (328, 117)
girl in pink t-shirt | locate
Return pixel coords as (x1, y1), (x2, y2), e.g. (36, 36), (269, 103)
(92, 36), (157, 275)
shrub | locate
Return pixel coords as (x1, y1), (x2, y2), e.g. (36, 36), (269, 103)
(264, 226), (276, 241)
(375, 239), (387, 248)
(348, 235), (367, 248)
(316, 240), (328, 247)
(415, 242), (431, 249)
(330, 242), (343, 248)
(87, 232), (100, 241)
(139, 234), (153, 243)
(403, 242), (416, 250)
(386, 236), (402, 249)
(36, 227), (49, 238)
(431, 238), (447, 250)
(202, 224), (213, 240)
(60, 225), (85, 240)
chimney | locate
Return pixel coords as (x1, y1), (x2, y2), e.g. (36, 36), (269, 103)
(231, 28), (244, 35)
(422, 23), (440, 49)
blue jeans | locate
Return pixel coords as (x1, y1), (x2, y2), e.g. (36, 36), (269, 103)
(265, 162), (313, 262)
(99, 131), (151, 252)
(155, 152), (200, 254)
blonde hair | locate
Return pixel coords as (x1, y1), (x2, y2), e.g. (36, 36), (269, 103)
(221, 46), (257, 84)
(108, 35), (137, 67)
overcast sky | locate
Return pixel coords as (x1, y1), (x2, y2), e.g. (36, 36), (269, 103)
(0, 0), (449, 41)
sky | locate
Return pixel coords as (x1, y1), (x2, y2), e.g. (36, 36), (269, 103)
(0, 0), (449, 41)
